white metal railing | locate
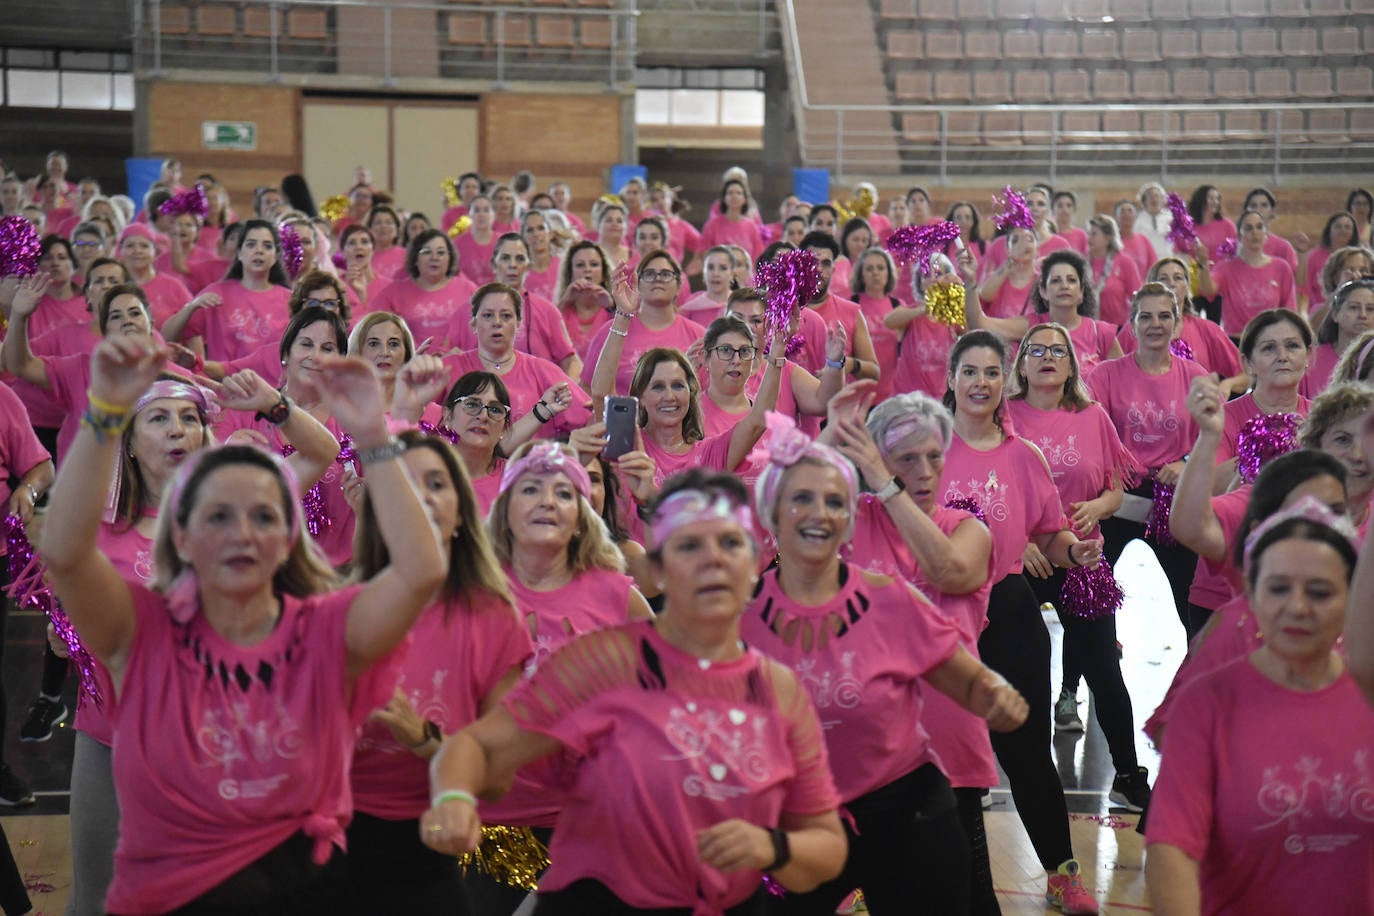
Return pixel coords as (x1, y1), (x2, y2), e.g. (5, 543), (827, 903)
(779, 0), (1374, 182)
(134, 0), (641, 88)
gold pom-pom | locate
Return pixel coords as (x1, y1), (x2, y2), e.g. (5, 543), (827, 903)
(447, 215), (472, 239)
(925, 282), (966, 327)
(319, 195), (348, 224)
(442, 177), (461, 209)
(831, 199), (854, 224)
(853, 187), (876, 218)
(458, 825), (550, 891)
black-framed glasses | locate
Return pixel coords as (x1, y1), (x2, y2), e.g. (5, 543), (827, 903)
(638, 268), (680, 283)
(304, 297), (341, 310)
(709, 344), (758, 361)
(451, 397), (510, 420)
(1025, 344), (1069, 360)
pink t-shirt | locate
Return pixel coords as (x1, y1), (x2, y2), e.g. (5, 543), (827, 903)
(1185, 485), (1250, 613)
(678, 291), (729, 326)
(106, 583), (404, 913)
(662, 215), (702, 265)
(807, 293), (867, 365)
(941, 433), (1067, 579)
(182, 280), (292, 362)
(220, 340), (286, 388)
(644, 427), (740, 489)
(981, 274), (1034, 320)
(44, 352), (191, 464)
(699, 214), (765, 260)
(82, 523), (158, 746)
(187, 257), (230, 293)
(1305, 246), (1333, 309)
(469, 459), (504, 517)
(977, 233), (1070, 282)
(1196, 217), (1238, 261)
(787, 306), (834, 379)
(344, 274), (393, 318)
(504, 620), (841, 911)
(1029, 314), (1119, 374)
(370, 245), (406, 281)
(893, 315), (959, 399)
(481, 567), (635, 828)
(152, 251), (206, 293)
(1120, 232), (1159, 278)
(523, 261), (560, 303)
(371, 275), (478, 352)
(1057, 226), (1089, 255)
(1147, 592), (1259, 742)
(453, 232), (497, 286)
(830, 257), (853, 301)
(0, 383), (50, 507)
(139, 272), (194, 331)
(857, 293), (900, 401)
(1118, 314), (1244, 380)
(1091, 253), (1144, 328)
(1086, 354), (1207, 470)
(1146, 658), (1374, 915)
(449, 291), (576, 368)
(1211, 256), (1298, 337)
(351, 592), (531, 820)
(1216, 392), (1310, 463)
(216, 410), (356, 566)
(561, 305), (613, 361)
(442, 350), (591, 439)
(844, 500), (998, 787)
(27, 291), (88, 341)
(741, 566), (960, 801)
(1004, 400), (1142, 538)
(1264, 233), (1299, 272)
(1300, 342), (1340, 398)
(580, 313), (706, 396)
(15, 321), (98, 429)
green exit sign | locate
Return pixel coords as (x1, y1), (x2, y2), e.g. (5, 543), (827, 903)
(201, 121), (257, 151)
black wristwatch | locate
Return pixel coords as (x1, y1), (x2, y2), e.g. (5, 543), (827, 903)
(764, 827), (791, 872)
(255, 394), (291, 426)
(409, 719), (442, 752)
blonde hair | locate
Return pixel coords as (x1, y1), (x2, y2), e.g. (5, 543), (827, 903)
(1008, 322), (1094, 410)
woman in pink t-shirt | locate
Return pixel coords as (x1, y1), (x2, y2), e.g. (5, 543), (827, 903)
(41, 346), (446, 914)
(1304, 278), (1374, 398)
(554, 240), (615, 359)
(151, 210), (208, 290)
(362, 204), (406, 280)
(23, 234), (87, 340)
(439, 172), (482, 233)
(1085, 215), (1144, 329)
(1146, 507), (1374, 916)
(1005, 323), (1152, 813)
(371, 229), (478, 352)
(336, 224), (392, 317)
(830, 217), (874, 301)
(884, 257), (962, 400)
(453, 194), (498, 287)
(1187, 184), (1238, 263)
(969, 248), (1123, 374)
(1300, 211), (1357, 311)
(1118, 257), (1246, 388)
(974, 225), (1038, 320)
(520, 209), (561, 302)
(680, 245), (735, 325)
(1088, 284), (1209, 638)
(940, 330), (1106, 914)
(742, 423), (1027, 916)
(423, 471), (847, 911)
(1196, 208), (1298, 339)
(700, 179), (766, 262)
(594, 202), (632, 271)
(1114, 200), (1161, 279)
(850, 246), (903, 401)
(976, 186), (1070, 282)
(341, 430), (532, 912)
(163, 219), (293, 362)
(121, 223), (193, 330)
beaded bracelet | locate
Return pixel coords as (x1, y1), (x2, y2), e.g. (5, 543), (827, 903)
(82, 392), (134, 443)
(431, 788), (478, 809)
(614, 308), (635, 321)
(608, 325), (629, 338)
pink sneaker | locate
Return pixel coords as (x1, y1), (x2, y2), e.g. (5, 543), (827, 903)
(1045, 859), (1099, 914)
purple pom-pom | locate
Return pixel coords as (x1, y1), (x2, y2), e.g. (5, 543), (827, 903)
(159, 185), (210, 220)
(1164, 193), (1198, 255)
(753, 249), (822, 355)
(761, 875), (786, 897)
(418, 421), (461, 445)
(887, 221), (962, 277)
(332, 252), (348, 271)
(992, 186), (1036, 232)
(1145, 479), (1176, 546)
(1215, 238), (1238, 261)
(1169, 337), (1195, 361)
(0, 215), (42, 277)
(1059, 560), (1125, 621)
(1236, 412), (1301, 485)
(943, 496), (987, 525)
(278, 222), (305, 278)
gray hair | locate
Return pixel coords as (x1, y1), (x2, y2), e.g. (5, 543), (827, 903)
(866, 391), (954, 454)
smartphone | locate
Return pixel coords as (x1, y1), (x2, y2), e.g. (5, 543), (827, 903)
(602, 396), (639, 461)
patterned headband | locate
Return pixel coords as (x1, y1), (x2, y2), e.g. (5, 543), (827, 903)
(648, 488), (755, 548)
(497, 441), (591, 499)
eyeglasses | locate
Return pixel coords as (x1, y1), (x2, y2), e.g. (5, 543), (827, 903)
(305, 297), (341, 310)
(451, 397), (510, 420)
(72, 239), (102, 248)
(1025, 344), (1069, 360)
(638, 269), (680, 283)
(709, 345), (758, 361)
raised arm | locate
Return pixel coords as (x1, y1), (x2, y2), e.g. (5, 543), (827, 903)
(789, 327), (846, 417)
(317, 357), (447, 678)
(846, 313), (880, 382)
(214, 369), (341, 488)
(587, 264), (637, 415)
(160, 290), (221, 358)
(1169, 374), (1228, 561)
(1, 275), (53, 389)
(965, 271), (1031, 344)
(1192, 240), (1218, 298)
(726, 326), (788, 471)
(41, 338), (169, 677)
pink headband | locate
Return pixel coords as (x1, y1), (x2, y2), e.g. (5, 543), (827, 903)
(880, 416), (931, 454)
(648, 488), (755, 548)
(1241, 495), (1358, 581)
(497, 441), (591, 499)
(163, 445), (305, 624)
(134, 379), (220, 424)
(119, 223), (157, 244)
(754, 411), (858, 536)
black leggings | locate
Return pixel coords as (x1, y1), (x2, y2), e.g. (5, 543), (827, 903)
(953, 787), (1000, 916)
(1097, 485), (1200, 639)
(535, 880), (763, 915)
(327, 811), (472, 915)
(1028, 567), (1139, 776)
(767, 763), (970, 916)
(977, 574), (1074, 872)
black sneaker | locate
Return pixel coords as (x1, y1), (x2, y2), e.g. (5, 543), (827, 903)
(1109, 766), (1152, 813)
(0, 764), (35, 807)
(20, 696), (68, 742)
